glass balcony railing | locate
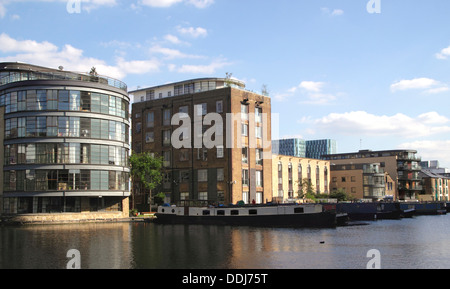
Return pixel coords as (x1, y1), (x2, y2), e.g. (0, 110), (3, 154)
(0, 70), (127, 92)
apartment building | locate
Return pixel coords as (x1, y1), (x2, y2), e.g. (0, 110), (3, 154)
(324, 150), (422, 201)
(130, 78), (272, 208)
(330, 163), (395, 201)
(272, 154), (330, 203)
(419, 170), (449, 201)
(0, 62), (130, 219)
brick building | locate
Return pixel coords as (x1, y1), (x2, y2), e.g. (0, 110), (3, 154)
(330, 163), (395, 201)
(324, 150), (422, 201)
(130, 78), (272, 209)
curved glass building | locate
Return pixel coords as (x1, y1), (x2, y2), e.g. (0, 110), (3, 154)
(0, 62), (130, 217)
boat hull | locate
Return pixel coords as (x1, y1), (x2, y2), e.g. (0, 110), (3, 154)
(154, 211), (337, 228)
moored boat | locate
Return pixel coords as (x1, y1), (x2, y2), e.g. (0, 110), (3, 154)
(154, 203), (340, 228)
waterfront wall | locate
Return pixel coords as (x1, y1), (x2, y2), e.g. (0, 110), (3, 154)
(1, 211), (129, 225)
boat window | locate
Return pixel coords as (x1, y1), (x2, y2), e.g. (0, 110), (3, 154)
(217, 210), (225, 216)
(249, 209), (258, 215)
(294, 207), (304, 214)
(202, 210), (210, 216)
(231, 210), (239, 215)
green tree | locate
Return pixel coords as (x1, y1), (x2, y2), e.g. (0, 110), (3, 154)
(130, 152), (164, 212)
(329, 188), (354, 202)
(297, 178), (316, 201)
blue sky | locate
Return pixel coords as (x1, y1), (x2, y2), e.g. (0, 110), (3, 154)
(1, 0), (450, 167)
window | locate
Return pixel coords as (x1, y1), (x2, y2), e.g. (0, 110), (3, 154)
(241, 123), (248, 136)
(70, 91), (81, 111)
(133, 120), (141, 133)
(256, 170), (263, 187)
(174, 85), (183, 96)
(47, 117), (58, 137)
(58, 117), (69, 137)
(199, 192), (208, 200)
(255, 126), (262, 139)
(242, 169), (249, 186)
(146, 132), (154, 143)
(163, 151), (171, 167)
(36, 90), (47, 111)
(146, 112), (154, 128)
(198, 169), (208, 182)
(216, 100), (223, 113)
(217, 168), (224, 182)
(58, 90), (69, 111)
(146, 90), (155, 100)
(81, 91), (91, 111)
(197, 103), (207, 116)
(162, 130), (171, 146)
(179, 106), (189, 115)
(217, 145), (224, 159)
(242, 147), (248, 164)
(26, 90), (37, 111)
(255, 107), (262, 123)
(341, 177), (347, 182)
(256, 149), (263, 165)
(163, 109), (171, 126)
(241, 104), (248, 120)
(91, 93), (101, 113)
(180, 192), (189, 200)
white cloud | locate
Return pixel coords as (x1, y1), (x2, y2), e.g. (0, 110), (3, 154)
(0, 33), (159, 80)
(139, 0), (213, 8)
(149, 44), (203, 59)
(390, 77), (448, 93)
(170, 58), (231, 74)
(164, 34), (183, 45)
(177, 26), (208, 38)
(139, 0), (183, 8)
(275, 80), (339, 105)
(0, 0), (117, 17)
(398, 140), (450, 167)
(308, 111), (450, 138)
(186, 0), (214, 8)
(436, 45), (450, 60)
(321, 7), (344, 16)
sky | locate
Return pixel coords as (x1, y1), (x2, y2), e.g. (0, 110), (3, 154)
(1, 0), (450, 167)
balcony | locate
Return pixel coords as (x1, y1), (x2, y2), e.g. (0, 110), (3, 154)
(1, 69), (127, 92)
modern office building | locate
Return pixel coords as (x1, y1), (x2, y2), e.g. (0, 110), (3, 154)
(130, 78), (272, 209)
(272, 154), (330, 203)
(306, 139), (337, 159)
(0, 62), (130, 221)
(272, 138), (306, 157)
(272, 138), (336, 159)
(324, 150), (422, 201)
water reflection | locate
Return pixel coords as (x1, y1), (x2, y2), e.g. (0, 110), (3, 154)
(2, 215), (450, 269)
(0, 223), (133, 269)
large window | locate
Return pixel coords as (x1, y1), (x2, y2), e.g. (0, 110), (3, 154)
(4, 169), (129, 192)
(1, 89), (129, 118)
(4, 143), (128, 166)
(4, 116), (129, 142)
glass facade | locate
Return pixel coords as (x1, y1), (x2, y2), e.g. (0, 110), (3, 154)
(1, 63), (130, 215)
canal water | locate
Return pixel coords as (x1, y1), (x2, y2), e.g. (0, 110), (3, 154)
(1, 214), (450, 269)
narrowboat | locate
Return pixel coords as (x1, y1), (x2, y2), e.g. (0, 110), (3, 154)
(154, 203), (341, 228)
(400, 202), (447, 215)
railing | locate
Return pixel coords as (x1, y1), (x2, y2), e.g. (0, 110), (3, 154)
(0, 70), (127, 92)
